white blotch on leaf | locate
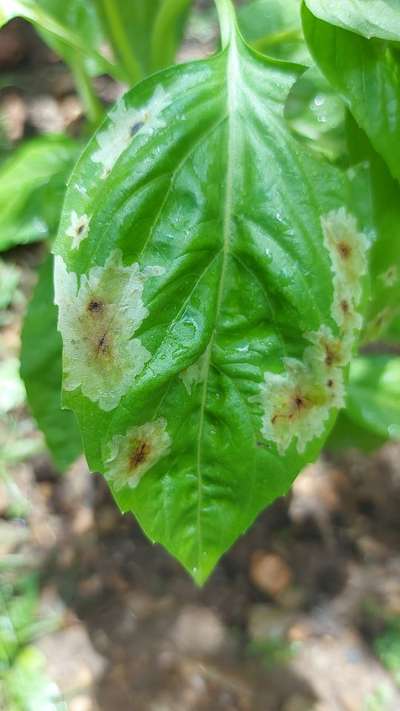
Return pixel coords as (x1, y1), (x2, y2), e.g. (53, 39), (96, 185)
(304, 325), (352, 372)
(54, 250), (163, 411)
(260, 357), (345, 455)
(91, 85), (170, 179)
(321, 207), (368, 333)
(66, 211), (90, 250)
(259, 208), (369, 455)
(104, 418), (171, 491)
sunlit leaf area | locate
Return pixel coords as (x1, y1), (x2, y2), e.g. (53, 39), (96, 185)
(1, 1), (400, 708)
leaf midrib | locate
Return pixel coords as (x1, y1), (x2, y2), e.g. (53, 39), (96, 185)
(195, 36), (241, 574)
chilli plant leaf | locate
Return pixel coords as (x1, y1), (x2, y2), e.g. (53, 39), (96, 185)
(53, 0), (371, 583)
(0, 136), (79, 252)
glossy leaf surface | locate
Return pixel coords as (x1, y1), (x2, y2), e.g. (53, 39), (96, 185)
(53, 0), (370, 582)
(302, 5), (400, 183)
(304, 0), (400, 41)
(21, 256), (82, 472)
(0, 136), (78, 252)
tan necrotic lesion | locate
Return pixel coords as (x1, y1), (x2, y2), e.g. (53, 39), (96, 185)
(260, 208), (369, 455)
(91, 85), (170, 179)
(54, 250), (163, 412)
(104, 418), (171, 491)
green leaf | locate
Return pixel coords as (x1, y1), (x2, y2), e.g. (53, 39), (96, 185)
(53, 0), (370, 583)
(345, 117), (400, 343)
(0, 0), (119, 80)
(327, 410), (386, 453)
(238, 0), (310, 63)
(151, 0), (194, 73)
(304, 0), (400, 41)
(94, 0), (192, 82)
(285, 66), (346, 160)
(346, 356), (400, 441)
(20, 255), (82, 472)
(302, 5), (400, 183)
(0, 136), (78, 252)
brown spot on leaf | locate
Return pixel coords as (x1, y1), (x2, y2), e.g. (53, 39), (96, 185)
(130, 121), (145, 137)
(337, 241), (352, 259)
(95, 333), (110, 356)
(340, 299), (350, 315)
(87, 299), (104, 314)
(129, 440), (151, 470)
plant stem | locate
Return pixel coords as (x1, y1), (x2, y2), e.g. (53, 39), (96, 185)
(70, 58), (104, 126)
(214, 0), (236, 49)
(151, 0), (193, 72)
(96, 0), (142, 85)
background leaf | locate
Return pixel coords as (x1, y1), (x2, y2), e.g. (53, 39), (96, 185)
(94, 0), (192, 82)
(20, 255), (82, 472)
(0, 0), (119, 79)
(238, 0), (310, 63)
(53, 5), (369, 582)
(284, 66), (346, 160)
(0, 136), (78, 252)
(302, 5), (400, 183)
(304, 0), (400, 41)
(34, 0), (107, 78)
(344, 355), (400, 442)
(327, 410), (386, 453)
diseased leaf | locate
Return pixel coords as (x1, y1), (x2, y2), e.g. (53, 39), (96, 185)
(0, 136), (78, 252)
(53, 0), (370, 583)
(20, 255), (82, 472)
(345, 356), (400, 442)
(305, 0), (400, 41)
(302, 5), (400, 183)
(238, 0), (310, 63)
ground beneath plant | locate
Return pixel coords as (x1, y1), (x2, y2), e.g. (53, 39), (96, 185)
(2, 13), (400, 711)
